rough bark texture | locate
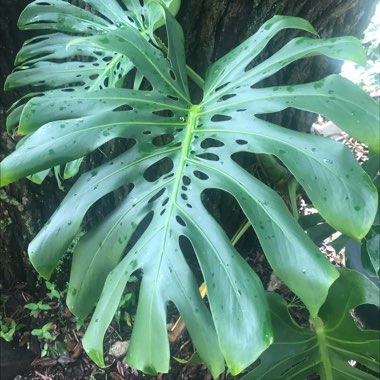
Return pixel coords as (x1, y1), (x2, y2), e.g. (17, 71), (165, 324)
(0, 0), (63, 287)
(0, 0), (376, 287)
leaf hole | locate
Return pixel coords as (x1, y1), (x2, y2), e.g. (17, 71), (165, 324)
(217, 94), (236, 102)
(152, 109), (175, 117)
(179, 235), (204, 285)
(193, 170), (209, 180)
(215, 82), (230, 92)
(124, 211), (154, 254)
(113, 104), (133, 112)
(182, 176), (191, 186)
(167, 95), (179, 101)
(143, 158), (173, 182)
(201, 189), (247, 242)
(236, 139), (248, 145)
(176, 216), (186, 226)
(200, 138), (225, 148)
(196, 153), (219, 161)
(152, 134), (174, 147)
(148, 188), (166, 203)
(169, 70), (176, 81)
(210, 114), (232, 122)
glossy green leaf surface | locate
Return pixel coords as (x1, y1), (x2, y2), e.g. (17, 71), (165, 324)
(1, 4), (379, 376)
(5, 0), (179, 135)
(242, 268), (380, 380)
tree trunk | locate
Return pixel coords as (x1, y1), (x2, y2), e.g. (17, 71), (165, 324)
(0, 0), (376, 288)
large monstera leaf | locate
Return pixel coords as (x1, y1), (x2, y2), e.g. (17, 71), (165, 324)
(1, 4), (379, 377)
(242, 268), (380, 380)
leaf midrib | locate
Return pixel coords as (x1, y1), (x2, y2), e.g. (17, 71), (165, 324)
(154, 105), (198, 281)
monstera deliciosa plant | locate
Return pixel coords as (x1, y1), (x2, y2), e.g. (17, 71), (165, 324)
(1, 0), (379, 377)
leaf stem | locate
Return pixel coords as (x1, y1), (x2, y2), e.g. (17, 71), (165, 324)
(186, 65), (205, 88)
(311, 316), (334, 380)
(231, 220), (252, 246)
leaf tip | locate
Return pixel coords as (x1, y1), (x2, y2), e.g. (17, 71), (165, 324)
(86, 348), (106, 368)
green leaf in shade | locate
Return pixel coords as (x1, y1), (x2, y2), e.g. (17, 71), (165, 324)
(242, 268), (380, 380)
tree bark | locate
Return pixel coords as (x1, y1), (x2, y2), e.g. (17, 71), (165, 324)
(0, 0), (376, 287)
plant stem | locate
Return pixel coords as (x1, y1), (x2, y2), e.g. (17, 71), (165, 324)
(186, 65), (205, 88)
(257, 154), (290, 185)
(231, 219), (251, 246)
(311, 316), (334, 380)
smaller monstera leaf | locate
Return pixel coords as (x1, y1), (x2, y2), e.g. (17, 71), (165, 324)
(4, 0), (180, 135)
(242, 268), (380, 380)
